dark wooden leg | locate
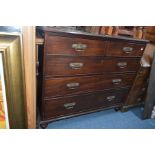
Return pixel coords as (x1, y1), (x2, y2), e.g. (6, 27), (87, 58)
(143, 52), (155, 119)
(40, 123), (48, 129)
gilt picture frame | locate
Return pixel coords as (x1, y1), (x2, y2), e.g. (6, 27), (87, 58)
(0, 33), (26, 129)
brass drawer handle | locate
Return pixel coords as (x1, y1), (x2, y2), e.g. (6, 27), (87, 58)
(122, 47), (133, 53)
(66, 82), (80, 89)
(106, 96), (116, 102)
(112, 79), (122, 85)
(69, 62), (84, 69)
(117, 62), (127, 68)
(72, 43), (87, 51)
(64, 102), (76, 109)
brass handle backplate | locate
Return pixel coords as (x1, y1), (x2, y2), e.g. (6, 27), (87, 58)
(106, 96), (116, 102)
(64, 102), (76, 109)
(122, 47), (133, 53)
(117, 62), (127, 68)
(66, 82), (80, 89)
(69, 62), (84, 69)
(72, 43), (87, 51)
(112, 79), (122, 85)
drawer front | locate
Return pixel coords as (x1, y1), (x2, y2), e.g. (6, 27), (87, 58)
(44, 73), (136, 97)
(44, 56), (140, 77)
(45, 35), (107, 56)
(107, 41), (146, 57)
(43, 89), (129, 120)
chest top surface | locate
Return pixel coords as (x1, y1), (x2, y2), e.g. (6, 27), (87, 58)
(37, 26), (149, 44)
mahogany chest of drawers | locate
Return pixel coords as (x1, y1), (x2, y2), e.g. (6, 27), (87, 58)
(37, 27), (149, 128)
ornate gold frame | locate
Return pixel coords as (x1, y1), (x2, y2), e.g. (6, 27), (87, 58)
(0, 34), (26, 128)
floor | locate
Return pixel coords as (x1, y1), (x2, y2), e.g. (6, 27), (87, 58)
(47, 106), (155, 129)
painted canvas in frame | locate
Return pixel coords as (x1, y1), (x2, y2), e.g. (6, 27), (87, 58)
(0, 52), (9, 128)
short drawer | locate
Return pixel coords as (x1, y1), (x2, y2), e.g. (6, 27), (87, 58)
(44, 73), (136, 97)
(45, 35), (107, 56)
(44, 56), (140, 77)
(43, 89), (129, 120)
(107, 41), (146, 57)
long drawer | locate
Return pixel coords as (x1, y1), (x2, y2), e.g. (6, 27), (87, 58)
(43, 89), (129, 120)
(107, 41), (146, 57)
(45, 35), (107, 56)
(44, 56), (140, 77)
(44, 73), (136, 98)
